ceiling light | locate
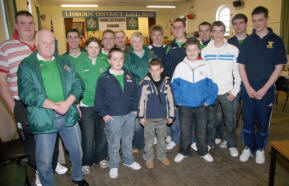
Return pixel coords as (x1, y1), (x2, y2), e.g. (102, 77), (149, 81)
(146, 5), (176, 8)
(61, 4), (99, 8)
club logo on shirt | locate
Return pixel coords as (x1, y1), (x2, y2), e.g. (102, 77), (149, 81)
(64, 65), (70, 72)
(126, 74), (131, 80)
(266, 41), (274, 49)
(99, 68), (104, 73)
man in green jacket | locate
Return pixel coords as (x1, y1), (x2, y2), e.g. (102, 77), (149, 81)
(17, 30), (88, 186)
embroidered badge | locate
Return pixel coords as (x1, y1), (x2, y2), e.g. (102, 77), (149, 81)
(126, 74), (131, 80)
(266, 41), (274, 49)
(99, 68), (104, 73)
(64, 65), (70, 72)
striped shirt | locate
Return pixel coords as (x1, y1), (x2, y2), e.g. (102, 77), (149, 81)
(0, 39), (35, 100)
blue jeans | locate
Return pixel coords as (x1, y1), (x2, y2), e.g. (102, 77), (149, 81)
(34, 113), (83, 186)
(169, 107), (180, 144)
(215, 93), (240, 140)
(105, 112), (135, 168)
(80, 107), (107, 166)
(132, 118), (144, 150)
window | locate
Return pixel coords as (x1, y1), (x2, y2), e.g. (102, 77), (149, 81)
(216, 5), (230, 36)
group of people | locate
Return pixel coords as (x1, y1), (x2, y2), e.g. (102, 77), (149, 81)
(0, 5), (287, 186)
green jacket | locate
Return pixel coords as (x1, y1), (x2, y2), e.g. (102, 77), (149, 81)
(74, 53), (110, 106)
(124, 46), (157, 84)
(17, 51), (84, 134)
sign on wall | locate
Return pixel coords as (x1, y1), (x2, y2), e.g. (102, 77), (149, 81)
(99, 17), (126, 31)
(126, 17), (139, 30)
(85, 18), (99, 31)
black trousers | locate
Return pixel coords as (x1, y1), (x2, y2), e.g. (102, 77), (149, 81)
(179, 105), (208, 156)
(14, 100), (59, 170)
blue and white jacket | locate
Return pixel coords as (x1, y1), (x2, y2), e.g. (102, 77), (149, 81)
(138, 75), (175, 119)
(171, 57), (218, 108)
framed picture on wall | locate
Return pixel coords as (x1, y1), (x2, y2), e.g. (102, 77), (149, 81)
(72, 22), (85, 38)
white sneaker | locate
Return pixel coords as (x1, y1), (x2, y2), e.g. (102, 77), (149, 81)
(220, 140), (228, 148)
(154, 137), (158, 145)
(201, 153), (214, 162)
(190, 142), (198, 151)
(82, 166), (90, 175)
(109, 168), (118, 179)
(256, 150), (265, 164)
(35, 170), (42, 186)
(99, 159), (109, 169)
(229, 147), (239, 157)
(239, 147), (252, 162)
(166, 141), (176, 150)
(166, 136), (172, 143)
(174, 153), (186, 163)
(123, 161), (141, 170)
(55, 162), (68, 174)
(215, 138), (221, 145)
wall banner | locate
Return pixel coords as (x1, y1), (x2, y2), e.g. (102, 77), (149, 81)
(85, 18), (99, 31)
(63, 11), (156, 18)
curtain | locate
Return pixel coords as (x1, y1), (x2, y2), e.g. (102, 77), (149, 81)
(3, 0), (17, 37)
(280, 0), (289, 54)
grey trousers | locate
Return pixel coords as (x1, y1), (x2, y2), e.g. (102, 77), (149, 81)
(143, 118), (167, 162)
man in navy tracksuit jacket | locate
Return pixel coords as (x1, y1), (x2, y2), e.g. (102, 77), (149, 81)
(238, 6), (287, 164)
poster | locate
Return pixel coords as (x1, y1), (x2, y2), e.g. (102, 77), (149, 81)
(126, 17), (138, 30)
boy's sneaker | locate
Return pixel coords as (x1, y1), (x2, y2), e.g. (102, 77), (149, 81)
(160, 158), (170, 166)
(146, 161), (154, 169)
(215, 138), (222, 145)
(229, 147), (239, 157)
(123, 161), (141, 170)
(82, 166), (90, 175)
(35, 170), (42, 186)
(166, 136), (172, 143)
(201, 153), (214, 162)
(255, 150), (265, 164)
(174, 153), (186, 163)
(220, 140), (228, 148)
(190, 142), (198, 151)
(166, 141), (176, 150)
(154, 137), (158, 145)
(109, 168), (118, 179)
(55, 162), (68, 174)
(99, 160), (109, 168)
(239, 147), (252, 162)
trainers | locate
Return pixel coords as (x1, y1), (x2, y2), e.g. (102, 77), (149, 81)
(99, 159), (109, 169)
(190, 142), (198, 151)
(215, 138), (221, 145)
(220, 140), (228, 148)
(174, 153), (186, 163)
(132, 149), (140, 153)
(160, 158), (170, 166)
(82, 166), (90, 175)
(55, 162), (68, 174)
(146, 161), (154, 169)
(109, 168), (118, 179)
(154, 137), (158, 145)
(35, 170), (42, 186)
(229, 147), (239, 157)
(201, 153), (214, 162)
(256, 150), (265, 164)
(166, 136), (172, 143)
(239, 147), (252, 162)
(72, 179), (89, 186)
(123, 161), (141, 170)
(166, 141), (176, 150)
